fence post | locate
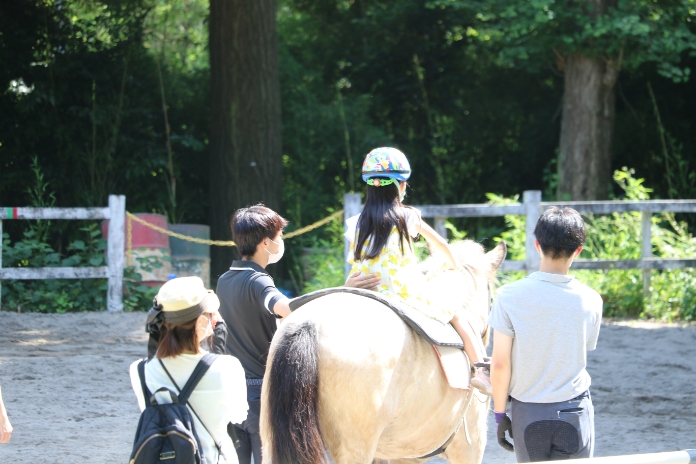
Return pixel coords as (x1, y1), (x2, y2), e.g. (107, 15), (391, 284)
(107, 195), (126, 312)
(523, 190), (542, 274)
(0, 217), (3, 310)
(434, 217), (447, 240)
(642, 212), (652, 302)
(343, 193), (363, 280)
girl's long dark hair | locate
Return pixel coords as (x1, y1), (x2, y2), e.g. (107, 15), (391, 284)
(354, 181), (412, 261)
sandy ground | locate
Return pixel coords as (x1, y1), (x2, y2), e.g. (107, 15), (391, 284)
(0, 312), (695, 463)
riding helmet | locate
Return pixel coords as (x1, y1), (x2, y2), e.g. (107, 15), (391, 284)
(361, 147), (412, 185)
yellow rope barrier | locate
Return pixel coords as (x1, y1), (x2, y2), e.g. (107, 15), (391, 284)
(283, 209), (344, 239)
(124, 209), (344, 247)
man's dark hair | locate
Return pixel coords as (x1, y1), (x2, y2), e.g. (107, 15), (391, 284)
(230, 204), (288, 258)
(533, 207), (586, 259)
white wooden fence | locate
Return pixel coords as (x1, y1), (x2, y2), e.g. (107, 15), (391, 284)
(522, 449), (695, 464)
(343, 191), (696, 295)
(0, 195), (126, 312)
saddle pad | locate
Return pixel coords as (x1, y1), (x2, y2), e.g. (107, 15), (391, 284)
(433, 345), (471, 390)
(289, 287), (464, 349)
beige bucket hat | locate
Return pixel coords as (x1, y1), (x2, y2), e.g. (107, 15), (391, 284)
(155, 276), (220, 324)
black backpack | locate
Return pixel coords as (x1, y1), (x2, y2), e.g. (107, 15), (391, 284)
(130, 354), (222, 464)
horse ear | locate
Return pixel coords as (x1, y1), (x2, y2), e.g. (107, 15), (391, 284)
(487, 241), (507, 272)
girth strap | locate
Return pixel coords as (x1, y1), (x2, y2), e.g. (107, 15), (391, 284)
(416, 428), (458, 460)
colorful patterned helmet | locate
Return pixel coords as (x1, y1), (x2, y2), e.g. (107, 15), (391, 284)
(361, 147), (411, 184)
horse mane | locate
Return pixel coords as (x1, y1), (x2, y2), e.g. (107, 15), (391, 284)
(420, 239), (497, 282)
(418, 239), (499, 347)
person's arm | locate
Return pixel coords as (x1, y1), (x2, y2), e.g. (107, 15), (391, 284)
(129, 361), (147, 411)
(210, 314), (228, 355)
(252, 274), (291, 320)
(491, 330), (513, 413)
(222, 357), (249, 426)
(586, 295), (603, 351)
(0, 385), (12, 444)
(271, 297), (292, 319)
(416, 220), (457, 269)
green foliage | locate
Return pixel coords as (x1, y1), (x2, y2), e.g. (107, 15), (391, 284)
(576, 168), (696, 320)
(277, 0), (562, 218)
(144, 0), (209, 75)
(286, 212), (346, 294)
(1, 224), (157, 313)
(489, 168), (696, 320)
(431, 0), (696, 82)
(2, 0), (696, 292)
(25, 156), (56, 243)
(486, 192), (525, 261)
(1, 226), (106, 313)
(1, 0), (210, 225)
(648, 82), (696, 200)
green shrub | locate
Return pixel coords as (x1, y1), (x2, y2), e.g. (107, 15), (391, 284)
(1, 224), (157, 313)
(490, 168), (696, 321)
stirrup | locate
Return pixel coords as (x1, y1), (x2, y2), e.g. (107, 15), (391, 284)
(474, 361), (490, 370)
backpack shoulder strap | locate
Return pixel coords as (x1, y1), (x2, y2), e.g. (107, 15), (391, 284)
(177, 353), (218, 404)
(137, 359), (152, 402)
(158, 354), (225, 460)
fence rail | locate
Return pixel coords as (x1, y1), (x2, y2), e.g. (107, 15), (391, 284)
(524, 449), (695, 464)
(343, 191), (696, 297)
(0, 195), (125, 311)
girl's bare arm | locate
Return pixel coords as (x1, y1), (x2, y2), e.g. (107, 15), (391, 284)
(416, 220), (457, 269)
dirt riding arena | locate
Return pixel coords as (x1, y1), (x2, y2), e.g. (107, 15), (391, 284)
(0, 311), (694, 463)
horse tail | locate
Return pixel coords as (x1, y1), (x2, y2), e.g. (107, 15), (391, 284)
(267, 321), (326, 464)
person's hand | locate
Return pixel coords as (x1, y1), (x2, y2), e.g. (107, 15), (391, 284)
(344, 271), (381, 291)
(210, 310), (222, 328)
(0, 416), (12, 444)
(495, 412), (513, 452)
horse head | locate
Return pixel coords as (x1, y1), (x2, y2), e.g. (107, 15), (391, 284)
(420, 240), (507, 344)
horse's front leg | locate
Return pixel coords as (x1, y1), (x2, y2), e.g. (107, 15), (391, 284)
(443, 392), (490, 464)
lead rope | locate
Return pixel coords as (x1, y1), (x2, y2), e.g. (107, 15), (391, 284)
(463, 389), (474, 445)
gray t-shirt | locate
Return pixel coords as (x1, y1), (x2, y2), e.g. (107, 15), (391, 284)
(488, 271), (603, 403)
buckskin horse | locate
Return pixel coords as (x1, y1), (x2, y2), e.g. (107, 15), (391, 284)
(260, 240), (506, 464)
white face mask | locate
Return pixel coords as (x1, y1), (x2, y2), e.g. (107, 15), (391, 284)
(266, 238), (285, 264)
(198, 315), (214, 349)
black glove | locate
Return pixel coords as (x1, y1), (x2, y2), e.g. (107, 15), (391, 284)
(496, 414), (514, 452)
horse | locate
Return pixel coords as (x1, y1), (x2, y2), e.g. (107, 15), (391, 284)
(259, 240), (507, 464)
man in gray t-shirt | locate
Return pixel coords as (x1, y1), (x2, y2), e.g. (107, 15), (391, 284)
(489, 207), (603, 462)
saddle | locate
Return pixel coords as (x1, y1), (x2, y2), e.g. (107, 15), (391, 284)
(289, 287), (464, 349)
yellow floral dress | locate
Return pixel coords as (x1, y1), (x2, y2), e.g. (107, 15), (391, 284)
(345, 210), (455, 324)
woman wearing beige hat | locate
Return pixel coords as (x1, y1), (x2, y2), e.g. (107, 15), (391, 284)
(129, 276), (248, 464)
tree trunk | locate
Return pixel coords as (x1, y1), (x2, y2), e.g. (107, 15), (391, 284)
(209, 0), (283, 280)
(558, 52), (619, 200)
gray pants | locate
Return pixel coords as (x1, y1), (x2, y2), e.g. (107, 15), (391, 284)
(510, 392), (594, 462)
